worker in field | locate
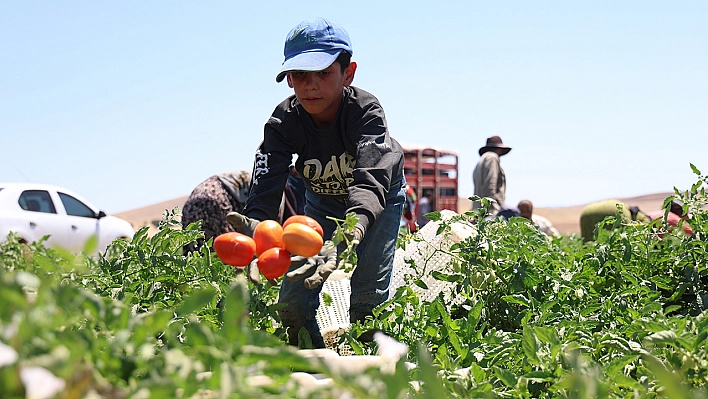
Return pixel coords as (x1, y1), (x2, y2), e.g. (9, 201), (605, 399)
(226, 18), (406, 348)
(472, 136), (511, 214)
(644, 200), (694, 237)
(181, 170), (252, 253)
(579, 199), (651, 242)
(517, 200), (560, 238)
(401, 184), (417, 232)
(416, 190), (434, 228)
(182, 167), (305, 254)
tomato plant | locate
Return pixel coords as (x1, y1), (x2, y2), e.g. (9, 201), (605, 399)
(2, 165), (707, 399)
(253, 220), (284, 256)
(213, 232), (256, 267)
(283, 215), (324, 238)
(257, 247), (291, 280)
(281, 223), (324, 257)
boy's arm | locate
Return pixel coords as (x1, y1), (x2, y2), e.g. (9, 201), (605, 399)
(344, 100), (404, 237)
(242, 121), (295, 222)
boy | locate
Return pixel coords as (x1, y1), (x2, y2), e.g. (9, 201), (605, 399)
(227, 17), (406, 348)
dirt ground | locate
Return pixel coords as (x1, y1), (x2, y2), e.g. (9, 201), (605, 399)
(116, 192), (675, 237)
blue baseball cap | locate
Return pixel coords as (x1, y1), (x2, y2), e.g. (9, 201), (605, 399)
(276, 18), (353, 83)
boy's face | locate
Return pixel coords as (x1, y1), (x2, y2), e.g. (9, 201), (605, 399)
(286, 61), (357, 129)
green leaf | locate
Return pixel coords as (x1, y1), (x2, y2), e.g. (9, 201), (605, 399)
(690, 163), (701, 175)
(609, 373), (641, 389)
(694, 330), (708, 351)
(414, 279), (429, 290)
(431, 270), (462, 283)
(468, 362), (486, 383)
(426, 210), (442, 222)
(83, 235), (99, 254)
(522, 326), (539, 365)
(134, 310), (174, 344)
(534, 326), (560, 347)
(539, 299), (558, 313)
(502, 294), (531, 308)
(297, 327), (313, 349)
(494, 366), (518, 388)
(605, 355), (639, 376)
(322, 292), (333, 306)
(416, 344), (449, 397)
(467, 300), (483, 331)
(345, 332), (364, 355)
(644, 330), (677, 345)
(580, 304), (601, 317)
(176, 287), (216, 317)
(664, 304), (682, 315)
(522, 370), (555, 383)
(435, 300), (453, 328)
(449, 329), (468, 360)
(642, 354), (696, 399)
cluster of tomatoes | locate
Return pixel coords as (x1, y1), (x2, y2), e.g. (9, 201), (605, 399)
(213, 215), (325, 280)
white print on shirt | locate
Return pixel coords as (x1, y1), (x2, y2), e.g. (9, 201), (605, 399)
(358, 140), (391, 151)
(303, 152), (355, 195)
(252, 150), (269, 186)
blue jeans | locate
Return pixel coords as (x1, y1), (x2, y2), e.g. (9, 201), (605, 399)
(277, 176), (405, 348)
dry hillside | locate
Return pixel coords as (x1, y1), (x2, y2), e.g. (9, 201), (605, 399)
(116, 192), (675, 237)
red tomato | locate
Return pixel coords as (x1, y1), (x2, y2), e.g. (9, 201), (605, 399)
(283, 215), (324, 238)
(258, 247), (291, 280)
(213, 232), (256, 267)
(253, 220), (284, 257)
(282, 223), (324, 257)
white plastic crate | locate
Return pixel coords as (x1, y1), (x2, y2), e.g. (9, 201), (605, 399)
(316, 210), (476, 343)
(389, 210), (476, 305)
(315, 270), (353, 355)
(315, 270), (351, 330)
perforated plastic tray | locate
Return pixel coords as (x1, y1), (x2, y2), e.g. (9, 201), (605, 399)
(316, 210), (476, 346)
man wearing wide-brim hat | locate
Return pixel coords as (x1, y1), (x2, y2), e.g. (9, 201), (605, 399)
(472, 136), (512, 213)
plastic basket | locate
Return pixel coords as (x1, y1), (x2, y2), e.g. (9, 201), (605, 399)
(316, 210), (476, 352)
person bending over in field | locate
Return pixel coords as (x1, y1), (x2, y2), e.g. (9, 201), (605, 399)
(182, 168), (305, 254)
(579, 199), (651, 242)
(182, 170), (251, 254)
(644, 200), (694, 237)
(517, 200), (560, 238)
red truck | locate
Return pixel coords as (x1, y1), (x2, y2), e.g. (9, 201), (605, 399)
(401, 145), (459, 229)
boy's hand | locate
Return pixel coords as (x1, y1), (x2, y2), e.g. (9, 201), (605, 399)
(286, 244), (338, 289)
(286, 228), (362, 289)
(226, 212), (260, 237)
(233, 258), (276, 286)
(239, 254), (311, 287)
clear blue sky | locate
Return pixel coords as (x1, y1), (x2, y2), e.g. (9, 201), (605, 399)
(2, 1), (706, 214)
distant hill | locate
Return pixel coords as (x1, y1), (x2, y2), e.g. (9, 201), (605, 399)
(115, 192), (675, 237)
(114, 196), (189, 236)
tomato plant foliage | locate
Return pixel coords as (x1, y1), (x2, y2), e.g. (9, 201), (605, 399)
(352, 165), (708, 398)
(1, 167), (707, 398)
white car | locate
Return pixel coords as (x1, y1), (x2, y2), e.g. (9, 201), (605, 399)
(0, 182), (135, 254)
